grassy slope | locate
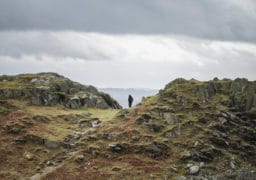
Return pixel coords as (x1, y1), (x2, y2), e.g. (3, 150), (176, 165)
(0, 99), (120, 179)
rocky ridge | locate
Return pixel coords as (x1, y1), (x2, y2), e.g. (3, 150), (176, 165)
(0, 72), (121, 109)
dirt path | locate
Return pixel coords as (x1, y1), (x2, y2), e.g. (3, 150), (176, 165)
(30, 150), (79, 180)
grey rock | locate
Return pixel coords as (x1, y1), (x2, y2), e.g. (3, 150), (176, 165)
(199, 162), (205, 168)
(79, 118), (101, 128)
(170, 165), (178, 172)
(75, 155), (85, 162)
(181, 150), (192, 160)
(112, 167), (121, 171)
(24, 152), (34, 160)
(46, 161), (54, 166)
(92, 120), (101, 128)
(164, 113), (179, 124)
(189, 165), (200, 175)
(144, 122), (164, 132)
(109, 143), (129, 153)
(44, 140), (60, 149)
(14, 137), (27, 144)
(137, 142), (169, 158)
(83, 112), (92, 117)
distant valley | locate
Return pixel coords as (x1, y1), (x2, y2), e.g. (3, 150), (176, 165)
(100, 88), (158, 108)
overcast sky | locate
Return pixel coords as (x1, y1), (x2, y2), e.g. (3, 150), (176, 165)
(0, 0), (256, 88)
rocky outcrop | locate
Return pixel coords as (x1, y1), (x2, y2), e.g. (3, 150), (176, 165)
(161, 78), (256, 112)
(136, 77), (256, 178)
(0, 72), (122, 109)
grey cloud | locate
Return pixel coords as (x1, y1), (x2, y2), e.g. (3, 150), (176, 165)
(0, 0), (256, 42)
(1, 31), (256, 63)
(0, 31), (256, 89)
(0, 31), (113, 60)
(0, 56), (255, 89)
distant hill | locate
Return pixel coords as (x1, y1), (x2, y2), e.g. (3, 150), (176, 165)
(100, 88), (158, 108)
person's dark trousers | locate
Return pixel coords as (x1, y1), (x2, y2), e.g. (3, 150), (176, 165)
(129, 101), (132, 108)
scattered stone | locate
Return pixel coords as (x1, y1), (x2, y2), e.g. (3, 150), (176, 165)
(180, 150), (192, 160)
(186, 163), (193, 169)
(230, 161), (236, 169)
(61, 142), (75, 149)
(131, 136), (140, 142)
(189, 165), (200, 175)
(92, 120), (100, 128)
(145, 123), (164, 132)
(92, 166), (99, 170)
(24, 152), (34, 161)
(112, 167), (121, 171)
(230, 157), (236, 169)
(44, 140), (60, 149)
(79, 118), (101, 128)
(199, 162), (205, 168)
(46, 161), (54, 166)
(75, 155), (85, 163)
(137, 142), (169, 158)
(91, 149), (99, 157)
(170, 165), (178, 172)
(194, 141), (199, 147)
(108, 143), (129, 153)
(83, 112), (92, 117)
(31, 78), (50, 84)
(14, 137), (27, 144)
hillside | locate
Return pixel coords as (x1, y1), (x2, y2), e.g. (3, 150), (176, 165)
(0, 75), (255, 179)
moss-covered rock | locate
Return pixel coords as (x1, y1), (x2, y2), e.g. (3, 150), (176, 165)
(0, 73), (122, 109)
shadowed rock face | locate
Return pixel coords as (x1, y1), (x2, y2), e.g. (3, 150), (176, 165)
(162, 78), (256, 112)
(0, 72), (122, 109)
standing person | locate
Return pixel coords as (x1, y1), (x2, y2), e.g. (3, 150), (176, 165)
(128, 94), (134, 108)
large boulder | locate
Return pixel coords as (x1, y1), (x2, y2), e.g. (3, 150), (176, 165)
(137, 142), (169, 158)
